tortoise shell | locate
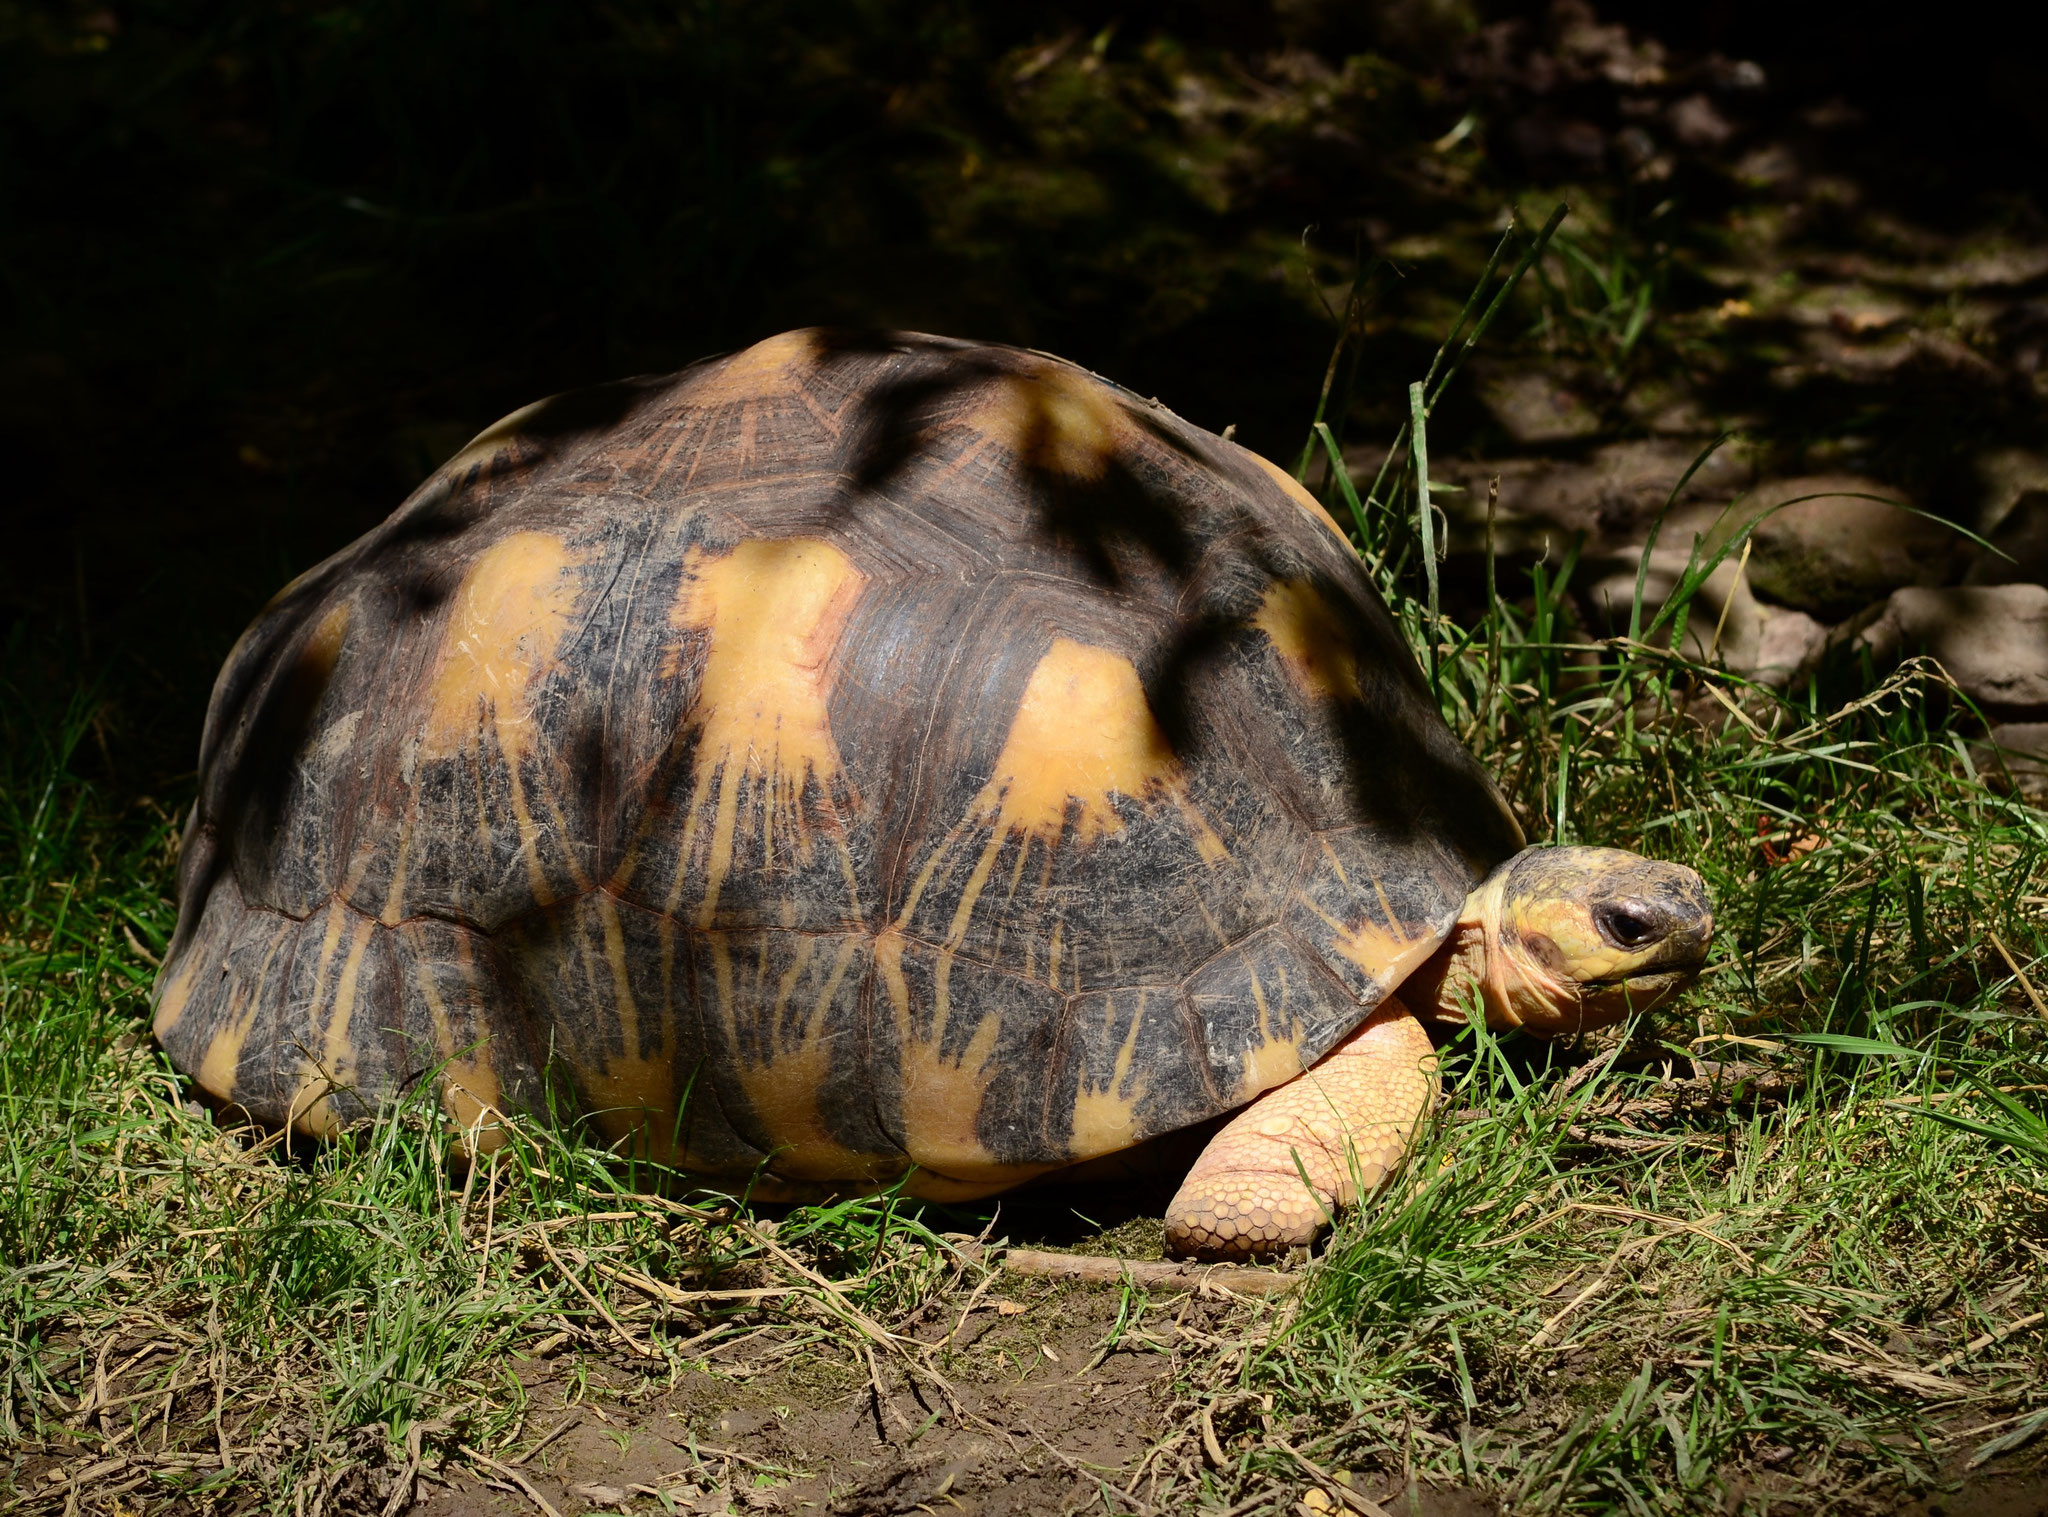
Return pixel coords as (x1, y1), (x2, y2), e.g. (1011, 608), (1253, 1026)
(152, 330), (1525, 1194)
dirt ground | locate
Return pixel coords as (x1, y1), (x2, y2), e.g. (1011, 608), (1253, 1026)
(408, 1275), (1488, 1517)
(401, 1264), (2048, 1517)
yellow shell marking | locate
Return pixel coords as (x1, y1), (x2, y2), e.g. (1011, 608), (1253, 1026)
(290, 905), (377, 1140)
(410, 935), (508, 1154)
(974, 636), (1181, 846)
(420, 531), (580, 762)
(440, 395), (554, 478)
(169, 917), (294, 1104)
(1254, 579), (1362, 704)
(561, 893), (677, 1162)
(151, 950), (200, 1039)
(877, 929), (1053, 1186)
(301, 599), (353, 699)
(667, 536), (864, 924)
(1241, 446), (1356, 551)
(1326, 915), (1437, 994)
(690, 329), (824, 405)
(1235, 967), (1304, 1103)
(1067, 997), (1148, 1157)
(708, 932), (868, 1180)
(966, 362), (1130, 482)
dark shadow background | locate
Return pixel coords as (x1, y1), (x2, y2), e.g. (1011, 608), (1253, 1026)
(2, 0), (2038, 792)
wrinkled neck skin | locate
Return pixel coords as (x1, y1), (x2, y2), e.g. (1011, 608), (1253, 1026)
(1408, 872), (1585, 1035)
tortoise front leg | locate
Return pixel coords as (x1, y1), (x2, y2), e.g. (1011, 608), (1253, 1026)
(1163, 999), (1437, 1262)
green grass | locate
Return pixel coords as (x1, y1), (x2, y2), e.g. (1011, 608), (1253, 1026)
(0, 676), (958, 1504)
(4, 240), (2047, 1514)
(1213, 233), (2048, 1512)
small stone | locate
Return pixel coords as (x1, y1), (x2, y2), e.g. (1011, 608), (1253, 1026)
(1974, 448), (2048, 533)
(1784, 285), (1913, 335)
(1583, 535), (1826, 687)
(1969, 724), (2048, 803)
(1436, 437), (1751, 546)
(1964, 490), (2048, 586)
(1668, 94), (1734, 148)
(1852, 584), (2048, 718)
(1477, 368), (1603, 444)
(1744, 476), (1962, 620)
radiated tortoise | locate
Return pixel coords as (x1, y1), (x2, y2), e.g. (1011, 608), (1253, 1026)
(153, 329), (1713, 1261)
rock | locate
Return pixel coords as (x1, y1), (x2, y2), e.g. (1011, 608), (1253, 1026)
(1743, 475), (1962, 620)
(1970, 724), (2048, 803)
(1741, 599), (1830, 684)
(1783, 284), (1914, 335)
(1434, 438), (1752, 550)
(1477, 369), (1603, 444)
(1853, 584), (2048, 718)
(1963, 490), (2048, 585)
(1583, 538), (1825, 686)
(1668, 94), (1735, 148)
(1921, 244), (2048, 292)
(1975, 448), (2048, 532)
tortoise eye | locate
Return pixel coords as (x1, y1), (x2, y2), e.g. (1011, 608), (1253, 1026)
(1595, 901), (1662, 949)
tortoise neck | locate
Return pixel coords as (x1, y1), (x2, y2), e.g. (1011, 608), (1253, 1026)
(1407, 872), (1508, 1028)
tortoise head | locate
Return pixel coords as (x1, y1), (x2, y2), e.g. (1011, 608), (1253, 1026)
(1464, 845), (1714, 1037)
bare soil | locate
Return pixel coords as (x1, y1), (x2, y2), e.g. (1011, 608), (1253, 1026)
(403, 1270), (2048, 1517)
(408, 1275), (1490, 1517)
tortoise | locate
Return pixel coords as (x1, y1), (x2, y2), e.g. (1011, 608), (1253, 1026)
(153, 329), (1713, 1261)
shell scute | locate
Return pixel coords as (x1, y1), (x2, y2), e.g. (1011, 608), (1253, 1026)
(391, 914), (541, 1142)
(886, 580), (1310, 995)
(493, 890), (763, 1173)
(1286, 825), (1472, 1011)
(1056, 984), (1218, 1159)
(212, 900), (397, 1137)
(869, 932), (1066, 1181)
(1183, 925), (1366, 1104)
(169, 899), (299, 1119)
(151, 864), (248, 1063)
(689, 928), (898, 1181)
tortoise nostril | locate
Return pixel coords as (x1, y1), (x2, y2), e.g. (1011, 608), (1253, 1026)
(1595, 901), (1662, 949)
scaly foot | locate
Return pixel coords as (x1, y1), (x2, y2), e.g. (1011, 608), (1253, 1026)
(1163, 999), (1436, 1261)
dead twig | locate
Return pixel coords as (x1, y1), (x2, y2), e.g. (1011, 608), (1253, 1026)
(1273, 1438), (1394, 1517)
(1929, 1311), (2047, 1374)
(1014, 1416), (1156, 1513)
(1528, 1274), (1614, 1349)
(381, 1419), (447, 1517)
(1989, 934), (2048, 1021)
(585, 1259), (781, 1306)
(540, 1237), (656, 1360)
(462, 1444), (565, 1517)
(954, 1244), (1297, 1297)
(1481, 1202), (1754, 1265)
(510, 1410), (581, 1465)
(668, 1441), (807, 1476)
